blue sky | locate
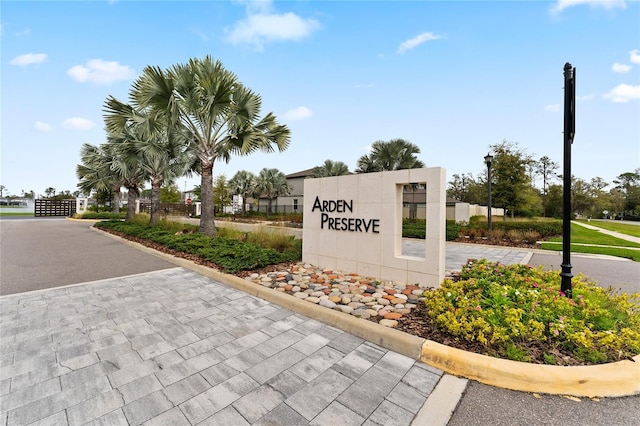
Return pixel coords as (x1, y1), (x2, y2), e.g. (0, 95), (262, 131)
(2, 0), (638, 198)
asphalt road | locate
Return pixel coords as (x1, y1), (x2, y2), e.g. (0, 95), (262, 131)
(529, 251), (640, 295)
(0, 218), (176, 295)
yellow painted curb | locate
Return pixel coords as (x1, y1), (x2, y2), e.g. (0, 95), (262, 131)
(421, 340), (640, 397)
(92, 226), (640, 398)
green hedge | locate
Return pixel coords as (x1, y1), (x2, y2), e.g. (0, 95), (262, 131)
(489, 221), (562, 237)
(78, 212), (126, 220)
(402, 219), (461, 241)
(94, 221), (300, 273)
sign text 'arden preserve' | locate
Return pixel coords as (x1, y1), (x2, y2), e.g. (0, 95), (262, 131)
(311, 196), (380, 233)
(302, 168), (446, 288)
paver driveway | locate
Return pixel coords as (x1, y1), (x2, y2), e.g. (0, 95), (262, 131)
(1, 268), (443, 425)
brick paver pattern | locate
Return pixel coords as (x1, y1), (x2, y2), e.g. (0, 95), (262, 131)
(0, 268), (443, 425)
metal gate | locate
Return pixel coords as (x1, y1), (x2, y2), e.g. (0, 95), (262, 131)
(34, 199), (76, 217)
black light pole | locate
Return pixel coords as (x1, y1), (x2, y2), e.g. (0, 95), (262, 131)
(484, 153), (493, 231)
(561, 62), (576, 298)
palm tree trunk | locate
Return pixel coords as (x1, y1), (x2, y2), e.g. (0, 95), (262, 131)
(149, 176), (162, 226)
(199, 162), (216, 236)
(125, 186), (139, 221)
(242, 192), (247, 215)
(111, 186), (121, 214)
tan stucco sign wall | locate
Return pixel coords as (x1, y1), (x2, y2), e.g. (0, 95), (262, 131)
(302, 167), (446, 288)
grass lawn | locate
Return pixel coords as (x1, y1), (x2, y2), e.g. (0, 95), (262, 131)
(546, 223), (640, 248)
(0, 212), (33, 216)
(541, 222), (640, 261)
(540, 242), (640, 262)
(576, 219), (640, 238)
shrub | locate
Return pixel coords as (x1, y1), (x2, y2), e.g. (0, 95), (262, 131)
(94, 220), (300, 273)
(522, 230), (541, 244)
(401, 219), (463, 241)
(422, 259), (640, 365)
(446, 220), (462, 241)
(78, 212), (125, 220)
(402, 219), (426, 239)
(493, 220), (562, 238)
(506, 230), (523, 243)
(486, 228), (506, 243)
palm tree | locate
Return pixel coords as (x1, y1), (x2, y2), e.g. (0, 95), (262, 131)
(356, 138), (425, 173)
(254, 168), (291, 214)
(103, 95), (195, 225)
(311, 159), (350, 178)
(132, 56), (290, 236)
(105, 135), (147, 221)
(44, 187), (56, 198)
(228, 170), (257, 214)
(76, 143), (123, 213)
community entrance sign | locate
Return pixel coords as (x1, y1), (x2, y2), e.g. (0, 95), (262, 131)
(302, 168), (446, 288)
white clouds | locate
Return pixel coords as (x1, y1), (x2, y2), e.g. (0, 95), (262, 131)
(67, 59), (135, 84)
(62, 117), (95, 130)
(550, 0), (626, 14)
(603, 84), (640, 103)
(397, 32), (442, 55)
(545, 104), (561, 112)
(283, 106), (313, 121)
(15, 27), (31, 37)
(630, 49), (640, 64)
(612, 62), (631, 73)
(10, 53), (47, 66)
(33, 121), (52, 132)
(226, 10), (320, 50)
(577, 93), (595, 101)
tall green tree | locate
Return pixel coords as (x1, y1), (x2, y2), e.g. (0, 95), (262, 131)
(132, 56), (290, 235)
(254, 168), (291, 214)
(160, 182), (182, 203)
(545, 184), (563, 218)
(228, 170), (256, 214)
(447, 173), (486, 205)
(536, 156), (559, 216)
(212, 175), (231, 213)
(356, 139), (425, 173)
(489, 140), (533, 218)
(312, 159), (350, 177)
(613, 169), (640, 217)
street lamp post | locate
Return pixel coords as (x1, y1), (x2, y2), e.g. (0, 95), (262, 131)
(484, 153), (494, 231)
(561, 62), (576, 298)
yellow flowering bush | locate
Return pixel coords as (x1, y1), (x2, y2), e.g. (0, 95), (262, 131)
(423, 259), (640, 365)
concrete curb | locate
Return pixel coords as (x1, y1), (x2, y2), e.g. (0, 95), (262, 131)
(91, 226), (640, 398)
(421, 340), (640, 398)
(412, 374), (468, 426)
